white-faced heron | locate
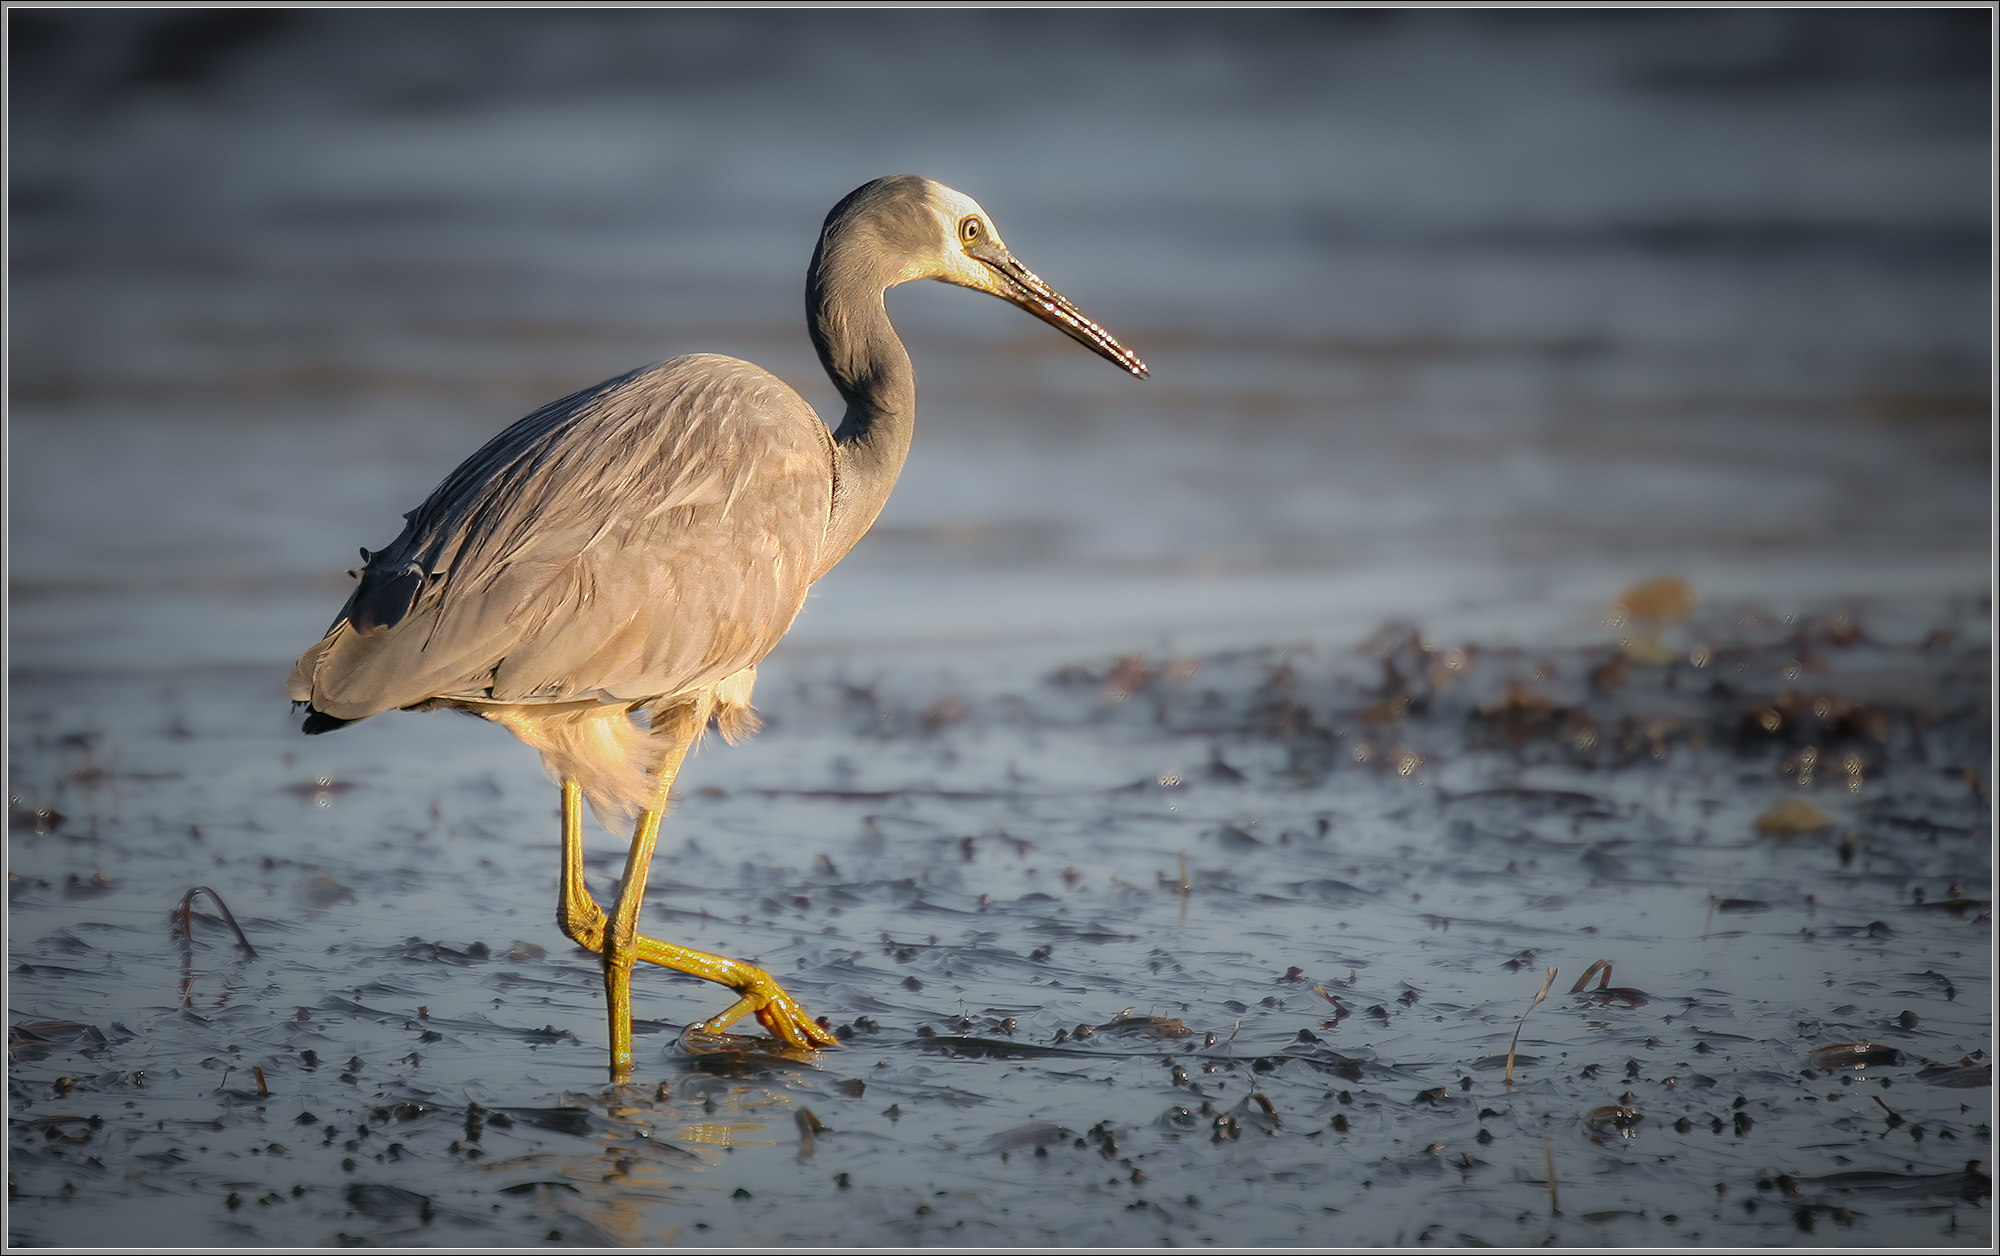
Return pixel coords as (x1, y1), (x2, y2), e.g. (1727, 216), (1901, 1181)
(288, 175), (1148, 1079)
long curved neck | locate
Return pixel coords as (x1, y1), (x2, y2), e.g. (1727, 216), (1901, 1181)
(807, 234), (917, 572)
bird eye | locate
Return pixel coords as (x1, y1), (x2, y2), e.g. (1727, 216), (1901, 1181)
(959, 216), (982, 245)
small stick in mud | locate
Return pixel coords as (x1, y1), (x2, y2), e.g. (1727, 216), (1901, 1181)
(173, 886), (259, 958)
(1506, 967), (1558, 1089)
(1542, 1126), (1561, 1215)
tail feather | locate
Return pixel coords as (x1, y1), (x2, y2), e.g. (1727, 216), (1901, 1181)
(301, 707), (356, 735)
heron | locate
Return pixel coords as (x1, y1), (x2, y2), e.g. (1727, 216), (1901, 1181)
(287, 175), (1148, 1080)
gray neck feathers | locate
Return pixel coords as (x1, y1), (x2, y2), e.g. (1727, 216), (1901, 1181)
(804, 177), (935, 565)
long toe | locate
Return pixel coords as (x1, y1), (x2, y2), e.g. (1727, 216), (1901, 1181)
(753, 989), (840, 1048)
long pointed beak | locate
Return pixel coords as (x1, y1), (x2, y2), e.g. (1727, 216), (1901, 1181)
(966, 239), (1149, 379)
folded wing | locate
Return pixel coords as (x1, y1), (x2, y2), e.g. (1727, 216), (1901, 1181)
(290, 354), (833, 721)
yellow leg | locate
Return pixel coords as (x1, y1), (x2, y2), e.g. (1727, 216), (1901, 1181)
(558, 779), (605, 946)
(555, 776), (837, 1082)
(602, 807), (661, 1078)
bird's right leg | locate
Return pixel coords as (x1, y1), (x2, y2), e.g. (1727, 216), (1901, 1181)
(555, 780), (837, 1074)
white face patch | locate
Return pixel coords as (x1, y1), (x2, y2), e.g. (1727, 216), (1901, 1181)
(919, 182), (1013, 294)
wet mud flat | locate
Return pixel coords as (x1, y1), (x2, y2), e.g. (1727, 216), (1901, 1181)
(7, 593), (1990, 1248)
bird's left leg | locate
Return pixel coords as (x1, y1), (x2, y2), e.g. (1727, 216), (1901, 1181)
(557, 778), (608, 950)
(554, 764), (678, 1079)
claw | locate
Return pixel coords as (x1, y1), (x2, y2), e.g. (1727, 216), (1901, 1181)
(753, 989), (840, 1048)
(689, 966), (837, 1048)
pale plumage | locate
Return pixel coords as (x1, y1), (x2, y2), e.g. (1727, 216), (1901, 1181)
(289, 355), (830, 829)
(288, 175), (1146, 1078)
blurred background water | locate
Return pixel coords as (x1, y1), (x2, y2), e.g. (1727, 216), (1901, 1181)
(10, 8), (1990, 680)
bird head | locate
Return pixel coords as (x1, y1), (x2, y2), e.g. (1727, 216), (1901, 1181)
(819, 175), (1149, 379)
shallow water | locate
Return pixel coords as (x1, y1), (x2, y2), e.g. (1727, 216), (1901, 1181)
(9, 603), (1991, 1247)
(7, 9), (1992, 1249)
